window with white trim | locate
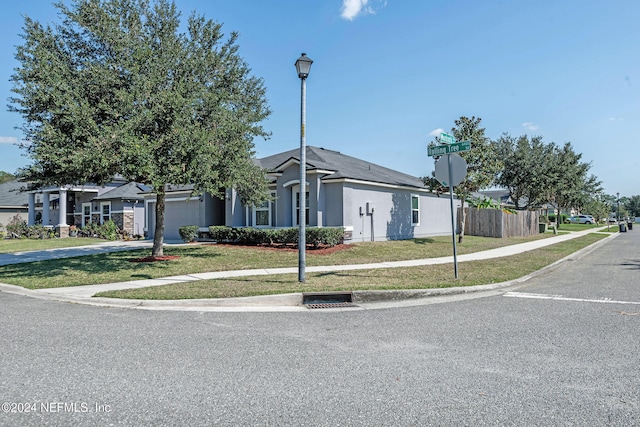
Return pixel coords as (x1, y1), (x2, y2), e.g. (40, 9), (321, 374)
(100, 202), (111, 224)
(295, 190), (309, 226)
(82, 203), (91, 227)
(250, 192), (276, 227)
(411, 195), (420, 225)
(254, 200), (270, 227)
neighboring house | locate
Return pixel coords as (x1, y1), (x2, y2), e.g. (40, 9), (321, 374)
(477, 190), (578, 217)
(476, 190), (515, 208)
(27, 178), (148, 237)
(91, 181), (148, 237)
(0, 180), (30, 228)
(148, 146), (458, 242)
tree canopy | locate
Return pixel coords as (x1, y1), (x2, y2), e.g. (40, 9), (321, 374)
(10, 0), (271, 255)
(0, 171), (15, 184)
(424, 116), (502, 242)
(494, 134), (554, 209)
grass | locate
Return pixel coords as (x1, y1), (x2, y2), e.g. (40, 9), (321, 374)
(0, 234), (558, 290)
(0, 237), (107, 254)
(554, 223), (602, 232)
(96, 234), (607, 299)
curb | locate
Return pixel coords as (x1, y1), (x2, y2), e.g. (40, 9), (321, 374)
(353, 230), (619, 303)
(0, 231), (619, 312)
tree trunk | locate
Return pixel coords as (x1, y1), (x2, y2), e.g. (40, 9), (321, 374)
(458, 196), (466, 244)
(152, 189), (165, 257)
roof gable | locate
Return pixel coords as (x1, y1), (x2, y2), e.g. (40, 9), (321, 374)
(94, 182), (149, 201)
(259, 146), (425, 189)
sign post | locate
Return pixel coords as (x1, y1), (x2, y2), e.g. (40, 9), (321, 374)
(427, 133), (471, 279)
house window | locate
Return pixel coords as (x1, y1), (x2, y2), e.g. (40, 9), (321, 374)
(101, 202), (111, 224)
(295, 191), (310, 226)
(411, 195), (420, 225)
(254, 200), (270, 227)
(82, 203), (91, 227)
(249, 192), (276, 227)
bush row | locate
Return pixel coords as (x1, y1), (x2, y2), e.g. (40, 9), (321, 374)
(4, 214), (122, 240)
(194, 226), (345, 248)
(5, 221), (55, 239)
(78, 220), (120, 240)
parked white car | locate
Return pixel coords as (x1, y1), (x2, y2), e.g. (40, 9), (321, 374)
(569, 215), (596, 224)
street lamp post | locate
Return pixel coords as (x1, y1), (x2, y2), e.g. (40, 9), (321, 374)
(295, 53), (313, 283)
(617, 192), (620, 223)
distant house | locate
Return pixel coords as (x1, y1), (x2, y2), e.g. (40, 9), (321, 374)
(26, 178), (148, 237)
(148, 146), (458, 242)
(0, 180), (29, 228)
(477, 189), (577, 218)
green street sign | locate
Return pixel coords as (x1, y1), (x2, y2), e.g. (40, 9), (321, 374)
(448, 141), (471, 153)
(427, 145), (448, 156)
(427, 140), (471, 157)
(439, 132), (456, 145)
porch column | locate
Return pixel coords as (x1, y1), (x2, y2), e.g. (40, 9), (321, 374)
(58, 189), (68, 226)
(28, 193), (36, 225)
(42, 192), (50, 226)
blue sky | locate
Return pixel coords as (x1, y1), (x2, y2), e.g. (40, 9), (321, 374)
(0, 0), (638, 197)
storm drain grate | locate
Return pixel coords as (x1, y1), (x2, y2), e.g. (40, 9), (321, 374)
(305, 302), (357, 309)
(303, 292), (355, 309)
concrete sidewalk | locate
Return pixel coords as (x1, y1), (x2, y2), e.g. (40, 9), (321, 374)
(0, 228), (619, 311)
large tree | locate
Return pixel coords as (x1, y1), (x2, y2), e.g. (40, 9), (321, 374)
(494, 134), (554, 209)
(0, 171), (15, 184)
(424, 116), (501, 243)
(10, 0), (271, 256)
(546, 142), (601, 226)
(450, 116), (502, 243)
(625, 195), (640, 218)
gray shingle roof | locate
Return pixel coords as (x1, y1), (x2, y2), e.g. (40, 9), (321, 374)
(258, 146), (425, 189)
(94, 182), (150, 201)
(0, 180), (29, 207)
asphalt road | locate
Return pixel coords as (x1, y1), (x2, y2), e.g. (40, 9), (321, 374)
(1, 231), (638, 426)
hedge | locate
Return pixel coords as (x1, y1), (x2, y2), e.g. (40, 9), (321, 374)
(178, 225), (200, 242)
(207, 226), (344, 247)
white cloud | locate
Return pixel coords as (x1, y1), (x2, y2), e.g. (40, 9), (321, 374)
(341, 0), (386, 20)
(429, 128), (444, 137)
(0, 136), (19, 144)
(521, 122), (539, 131)
(341, 0), (369, 20)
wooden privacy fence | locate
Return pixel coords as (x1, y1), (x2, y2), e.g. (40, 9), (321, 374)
(458, 207), (540, 238)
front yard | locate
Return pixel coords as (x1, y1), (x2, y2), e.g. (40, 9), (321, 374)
(0, 232), (605, 296)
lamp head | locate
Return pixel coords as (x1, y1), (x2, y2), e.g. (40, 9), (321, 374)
(295, 53), (313, 79)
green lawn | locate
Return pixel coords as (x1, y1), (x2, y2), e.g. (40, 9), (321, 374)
(0, 237), (108, 254)
(1, 234), (557, 289)
(96, 234), (607, 299)
(554, 223), (602, 232)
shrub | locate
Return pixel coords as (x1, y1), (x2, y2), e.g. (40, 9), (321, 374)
(100, 220), (119, 240)
(236, 227), (268, 245)
(206, 226), (344, 247)
(208, 226), (238, 242)
(178, 225), (199, 243)
(307, 227), (344, 248)
(272, 227), (298, 245)
(6, 214), (28, 238)
(79, 220), (121, 240)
